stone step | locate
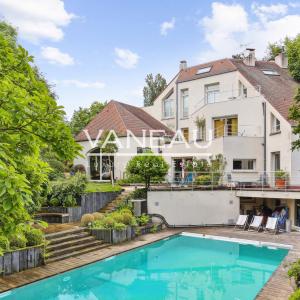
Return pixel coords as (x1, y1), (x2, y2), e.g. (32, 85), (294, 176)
(47, 236), (96, 251)
(48, 240), (104, 258)
(48, 232), (91, 245)
(46, 228), (86, 240)
(46, 243), (110, 263)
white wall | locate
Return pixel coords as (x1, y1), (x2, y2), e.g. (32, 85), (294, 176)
(148, 190), (239, 226)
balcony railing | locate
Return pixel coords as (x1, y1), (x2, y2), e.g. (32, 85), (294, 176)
(148, 171), (300, 192)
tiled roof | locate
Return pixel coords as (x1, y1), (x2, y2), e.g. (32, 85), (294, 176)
(177, 59), (237, 83)
(176, 58), (299, 123)
(75, 100), (174, 141)
(230, 59), (299, 123)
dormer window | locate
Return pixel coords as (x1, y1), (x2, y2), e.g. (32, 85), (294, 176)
(262, 69), (279, 76)
(196, 66), (211, 75)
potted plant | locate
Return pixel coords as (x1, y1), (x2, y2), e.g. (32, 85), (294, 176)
(275, 170), (288, 188)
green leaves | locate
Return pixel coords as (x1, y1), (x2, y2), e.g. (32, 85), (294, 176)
(0, 22), (80, 236)
(143, 73), (167, 107)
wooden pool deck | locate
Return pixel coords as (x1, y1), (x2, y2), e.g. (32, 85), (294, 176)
(0, 227), (299, 299)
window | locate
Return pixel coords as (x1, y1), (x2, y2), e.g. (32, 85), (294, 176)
(272, 152), (280, 171)
(205, 83), (220, 104)
(271, 113), (281, 133)
(182, 90), (189, 118)
(214, 117), (238, 138)
(239, 81), (247, 98)
(233, 159), (255, 171)
(181, 128), (189, 142)
(163, 99), (174, 118)
(197, 123), (206, 141)
(196, 66), (212, 75)
(137, 147), (151, 154)
(262, 69), (279, 76)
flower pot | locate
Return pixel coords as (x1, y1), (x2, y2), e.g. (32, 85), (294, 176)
(275, 178), (286, 188)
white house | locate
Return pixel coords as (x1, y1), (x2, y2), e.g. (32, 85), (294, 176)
(74, 49), (300, 228)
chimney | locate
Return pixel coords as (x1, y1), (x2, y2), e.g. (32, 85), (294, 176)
(243, 48), (256, 67)
(179, 60), (187, 71)
(275, 50), (288, 68)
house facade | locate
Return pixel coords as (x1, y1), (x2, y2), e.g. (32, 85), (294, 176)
(74, 49), (300, 228)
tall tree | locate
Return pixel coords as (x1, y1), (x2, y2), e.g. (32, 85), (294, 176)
(265, 41), (285, 61)
(287, 34), (300, 150)
(69, 101), (106, 135)
(143, 73), (167, 107)
(0, 22), (80, 236)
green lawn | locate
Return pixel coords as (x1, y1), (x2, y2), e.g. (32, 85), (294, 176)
(85, 182), (122, 193)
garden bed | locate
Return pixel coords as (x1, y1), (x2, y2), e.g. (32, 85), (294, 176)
(38, 191), (121, 223)
(0, 245), (45, 276)
(90, 226), (135, 244)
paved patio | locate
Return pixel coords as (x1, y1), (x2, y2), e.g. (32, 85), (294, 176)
(0, 227), (299, 299)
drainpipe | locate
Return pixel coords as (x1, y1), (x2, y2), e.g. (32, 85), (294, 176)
(262, 101), (267, 184)
(176, 81), (179, 131)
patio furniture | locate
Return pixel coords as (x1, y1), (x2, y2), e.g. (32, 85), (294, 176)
(234, 215), (248, 230)
(264, 217), (278, 234)
(248, 216), (263, 232)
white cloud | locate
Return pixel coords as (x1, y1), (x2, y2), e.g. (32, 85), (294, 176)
(0, 0), (75, 42)
(252, 3), (288, 21)
(198, 2), (300, 62)
(61, 79), (106, 89)
(41, 47), (74, 65)
(114, 48), (139, 69)
(160, 18), (175, 36)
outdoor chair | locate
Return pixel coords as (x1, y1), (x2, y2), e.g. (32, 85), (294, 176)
(264, 217), (278, 235)
(234, 215), (248, 230)
(248, 216), (263, 232)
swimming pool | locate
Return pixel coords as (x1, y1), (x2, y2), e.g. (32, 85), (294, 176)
(0, 233), (289, 300)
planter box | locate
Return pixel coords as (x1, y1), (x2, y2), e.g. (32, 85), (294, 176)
(0, 245), (45, 276)
(91, 226), (134, 244)
(137, 223), (163, 235)
(38, 191), (122, 223)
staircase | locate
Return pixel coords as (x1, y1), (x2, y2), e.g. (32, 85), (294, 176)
(45, 228), (110, 263)
(99, 190), (132, 214)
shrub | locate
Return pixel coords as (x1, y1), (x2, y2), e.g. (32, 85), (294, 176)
(113, 222), (126, 231)
(101, 216), (116, 229)
(150, 224), (158, 233)
(289, 289), (300, 300)
(81, 214), (95, 227)
(10, 234), (27, 250)
(121, 212), (134, 225)
(62, 195), (77, 207)
(139, 214), (150, 226)
(131, 188), (147, 199)
(91, 220), (105, 229)
(111, 212), (124, 223)
(288, 260), (300, 282)
(72, 164), (86, 174)
(47, 173), (87, 207)
(49, 197), (60, 207)
(92, 212), (104, 221)
(24, 228), (44, 247)
(195, 175), (212, 186)
(0, 236), (9, 251)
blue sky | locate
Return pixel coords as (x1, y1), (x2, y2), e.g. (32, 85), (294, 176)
(0, 0), (300, 118)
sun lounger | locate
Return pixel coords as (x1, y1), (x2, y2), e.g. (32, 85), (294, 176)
(248, 216), (263, 232)
(234, 215), (248, 230)
(264, 217), (278, 234)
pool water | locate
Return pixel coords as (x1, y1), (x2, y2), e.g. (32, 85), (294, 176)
(0, 234), (288, 300)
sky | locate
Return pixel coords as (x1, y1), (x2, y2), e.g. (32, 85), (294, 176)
(0, 0), (300, 118)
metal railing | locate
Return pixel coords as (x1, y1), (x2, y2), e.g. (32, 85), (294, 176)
(148, 171), (300, 192)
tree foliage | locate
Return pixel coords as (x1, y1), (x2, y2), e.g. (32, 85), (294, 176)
(287, 34), (300, 150)
(143, 73), (167, 107)
(69, 101), (106, 135)
(265, 41), (285, 61)
(126, 152), (169, 189)
(0, 22), (80, 236)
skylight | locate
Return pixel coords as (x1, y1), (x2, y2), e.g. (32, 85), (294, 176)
(196, 66), (212, 75)
(262, 69), (279, 76)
